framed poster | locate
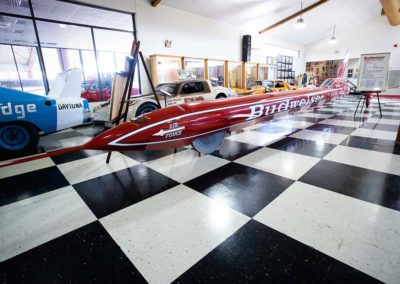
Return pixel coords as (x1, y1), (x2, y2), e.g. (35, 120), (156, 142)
(357, 52), (391, 92)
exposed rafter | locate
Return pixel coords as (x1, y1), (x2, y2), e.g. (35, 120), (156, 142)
(259, 0), (329, 34)
(380, 0), (400, 26)
(151, 0), (162, 7)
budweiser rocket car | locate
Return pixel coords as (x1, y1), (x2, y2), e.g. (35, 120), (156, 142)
(0, 52), (350, 167)
(0, 69), (90, 155)
(83, 87), (341, 154)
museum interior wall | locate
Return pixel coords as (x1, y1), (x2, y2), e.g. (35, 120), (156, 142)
(305, 15), (400, 70)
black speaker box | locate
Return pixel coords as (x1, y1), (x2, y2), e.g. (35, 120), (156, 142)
(242, 35), (251, 62)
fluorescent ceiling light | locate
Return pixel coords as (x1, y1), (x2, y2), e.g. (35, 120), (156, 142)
(294, 1), (306, 29)
(328, 25), (337, 44)
(328, 36), (337, 44)
(59, 24), (67, 28)
(294, 18), (306, 29)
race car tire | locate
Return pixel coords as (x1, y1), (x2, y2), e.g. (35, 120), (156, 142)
(135, 102), (159, 117)
(216, 93), (227, 99)
(0, 122), (39, 155)
(191, 131), (226, 154)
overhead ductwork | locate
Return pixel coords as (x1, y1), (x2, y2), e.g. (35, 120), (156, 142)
(380, 0), (400, 26)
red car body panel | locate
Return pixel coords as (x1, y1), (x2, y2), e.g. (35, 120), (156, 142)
(81, 81), (139, 102)
(83, 87), (342, 151)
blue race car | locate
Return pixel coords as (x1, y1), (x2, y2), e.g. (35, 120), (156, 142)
(0, 69), (90, 155)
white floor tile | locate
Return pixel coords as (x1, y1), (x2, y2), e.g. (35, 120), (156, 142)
(266, 119), (315, 129)
(319, 119), (364, 128)
(100, 185), (249, 284)
(382, 107), (400, 111)
(0, 157), (55, 179)
(235, 148), (320, 180)
(381, 111), (400, 116)
(0, 186), (96, 261)
(290, 129), (348, 144)
(242, 123), (266, 131)
(144, 150), (229, 183)
(254, 181), (400, 284)
(226, 130), (285, 146)
(298, 113), (333, 119)
(316, 107), (347, 113)
(351, 128), (397, 140)
(324, 145), (400, 175)
(365, 117), (400, 126)
(57, 152), (139, 184)
(339, 111), (374, 118)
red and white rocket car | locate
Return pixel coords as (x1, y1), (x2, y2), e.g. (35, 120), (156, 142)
(0, 53), (350, 167)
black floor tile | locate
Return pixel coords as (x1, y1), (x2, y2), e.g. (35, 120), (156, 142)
(121, 148), (187, 163)
(268, 137), (336, 158)
(174, 220), (379, 283)
(51, 149), (106, 164)
(41, 130), (84, 141)
(0, 147), (45, 162)
(73, 164), (179, 218)
(341, 136), (400, 155)
(0, 166), (69, 206)
(185, 162), (294, 217)
(73, 126), (106, 137)
(211, 139), (261, 161)
(361, 123), (400, 132)
(1, 221), (146, 283)
(299, 160), (400, 211)
(307, 124), (356, 135)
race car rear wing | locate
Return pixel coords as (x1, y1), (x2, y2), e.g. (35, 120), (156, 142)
(48, 68), (83, 99)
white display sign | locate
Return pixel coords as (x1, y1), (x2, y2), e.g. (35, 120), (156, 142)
(357, 52), (391, 92)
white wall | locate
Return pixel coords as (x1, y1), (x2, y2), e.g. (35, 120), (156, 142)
(135, 0), (243, 61)
(304, 16), (400, 70)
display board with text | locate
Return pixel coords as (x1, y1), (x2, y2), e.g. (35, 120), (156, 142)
(357, 52), (391, 92)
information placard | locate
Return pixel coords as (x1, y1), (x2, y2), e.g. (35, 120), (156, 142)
(357, 52), (391, 92)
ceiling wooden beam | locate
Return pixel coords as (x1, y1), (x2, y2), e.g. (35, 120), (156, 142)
(259, 0), (329, 34)
(380, 0), (400, 26)
(151, 0), (162, 7)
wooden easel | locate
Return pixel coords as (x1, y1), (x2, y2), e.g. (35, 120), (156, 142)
(106, 41), (161, 164)
(354, 91), (382, 118)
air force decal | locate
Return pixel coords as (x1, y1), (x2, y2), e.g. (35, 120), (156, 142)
(153, 123), (185, 138)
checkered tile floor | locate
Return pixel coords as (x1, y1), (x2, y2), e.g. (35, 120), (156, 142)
(1, 96), (400, 283)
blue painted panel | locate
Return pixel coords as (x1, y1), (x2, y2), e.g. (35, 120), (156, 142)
(0, 87), (57, 133)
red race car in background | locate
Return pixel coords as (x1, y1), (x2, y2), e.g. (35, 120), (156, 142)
(81, 80), (139, 102)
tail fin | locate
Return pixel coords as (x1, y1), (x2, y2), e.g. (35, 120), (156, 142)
(48, 69), (83, 99)
(337, 50), (350, 79)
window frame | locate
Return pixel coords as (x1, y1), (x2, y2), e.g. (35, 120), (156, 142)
(0, 0), (137, 95)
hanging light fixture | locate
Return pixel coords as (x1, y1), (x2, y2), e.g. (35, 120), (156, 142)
(328, 25), (337, 44)
(294, 1), (306, 29)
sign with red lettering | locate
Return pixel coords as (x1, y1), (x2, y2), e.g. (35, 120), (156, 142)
(357, 52), (391, 92)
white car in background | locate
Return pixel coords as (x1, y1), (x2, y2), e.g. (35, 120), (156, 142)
(93, 79), (236, 123)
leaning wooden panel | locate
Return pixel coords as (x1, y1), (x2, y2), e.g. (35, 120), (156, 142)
(110, 73), (129, 122)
